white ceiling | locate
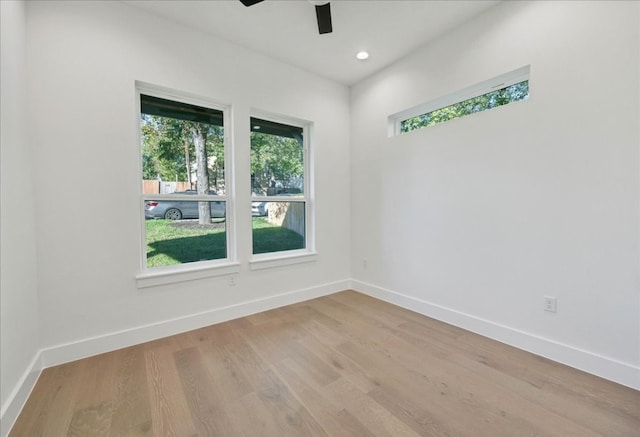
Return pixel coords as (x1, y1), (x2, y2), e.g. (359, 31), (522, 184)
(126, 0), (500, 86)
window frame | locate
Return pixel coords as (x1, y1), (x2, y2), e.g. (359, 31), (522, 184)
(388, 65), (530, 136)
(135, 82), (238, 287)
(248, 110), (316, 269)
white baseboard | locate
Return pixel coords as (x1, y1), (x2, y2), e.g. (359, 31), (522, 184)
(1, 352), (43, 437)
(351, 279), (640, 391)
(41, 279), (350, 368)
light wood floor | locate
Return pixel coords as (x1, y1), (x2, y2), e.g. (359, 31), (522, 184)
(9, 290), (640, 436)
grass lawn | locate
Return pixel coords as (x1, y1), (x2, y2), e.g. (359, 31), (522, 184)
(252, 218), (305, 254)
(146, 218), (304, 267)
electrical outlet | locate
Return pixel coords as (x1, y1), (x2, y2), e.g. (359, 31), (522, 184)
(362, 259), (368, 269)
(543, 296), (557, 313)
(228, 275), (237, 286)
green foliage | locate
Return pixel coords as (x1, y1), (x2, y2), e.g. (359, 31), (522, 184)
(401, 81), (529, 133)
(250, 132), (304, 195)
(141, 114), (225, 190)
(141, 115), (186, 180)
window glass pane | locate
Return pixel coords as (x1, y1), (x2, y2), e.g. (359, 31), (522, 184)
(400, 80), (529, 133)
(141, 95), (225, 195)
(250, 117), (304, 197)
(252, 202), (305, 254)
(145, 201), (226, 267)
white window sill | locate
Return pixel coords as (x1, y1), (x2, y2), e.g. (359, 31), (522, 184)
(249, 251), (317, 271)
(136, 261), (241, 288)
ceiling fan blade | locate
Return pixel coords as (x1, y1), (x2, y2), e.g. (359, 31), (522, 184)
(239, 0), (264, 6)
(315, 2), (333, 34)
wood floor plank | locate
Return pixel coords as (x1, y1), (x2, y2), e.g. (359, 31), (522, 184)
(203, 341), (255, 401)
(144, 344), (198, 437)
(8, 291), (640, 437)
(109, 347), (153, 436)
(322, 376), (421, 437)
(284, 341), (341, 387)
(251, 367), (329, 436)
(295, 327), (381, 393)
(173, 346), (240, 436)
(67, 401), (111, 437)
(272, 359), (377, 437)
(9, 361), (84, 436)
(224, 392), (284, 436)
(67, 349), (134, 436)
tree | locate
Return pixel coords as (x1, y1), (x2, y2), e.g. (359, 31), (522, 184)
(141, 115), (191, 181)
(141, 114), (225, 224)
(250, 132), (304, 195)
(188, 122), (211, 224)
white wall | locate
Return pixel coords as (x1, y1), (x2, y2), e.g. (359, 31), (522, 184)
(350, 1), (640, 389)
(0, 0), (42, 432)
(25, 0), (351, 360)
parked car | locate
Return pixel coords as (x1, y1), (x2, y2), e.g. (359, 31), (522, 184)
(251, 201), (269, 217)
(145, 190), (225, 220)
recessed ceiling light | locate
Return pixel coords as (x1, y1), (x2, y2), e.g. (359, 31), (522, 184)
(356, 51), (369, 60)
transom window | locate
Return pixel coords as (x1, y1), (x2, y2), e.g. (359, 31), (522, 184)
(389, 65), (530, 136)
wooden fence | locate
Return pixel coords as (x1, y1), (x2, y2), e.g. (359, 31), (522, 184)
(143, 180), (192, 195)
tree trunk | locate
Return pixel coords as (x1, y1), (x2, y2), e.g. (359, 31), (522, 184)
(184, 139), (191, 188)
(191, 123), (211, 225)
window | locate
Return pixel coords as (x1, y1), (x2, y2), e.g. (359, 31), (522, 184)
(250, 115), (311, 258)
(139, 92), (230, 270)
(400, 80), (529, 133)
(389, 65), (530, 136)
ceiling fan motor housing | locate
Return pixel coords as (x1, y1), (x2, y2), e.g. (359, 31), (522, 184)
(239, 0), (333, 35)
